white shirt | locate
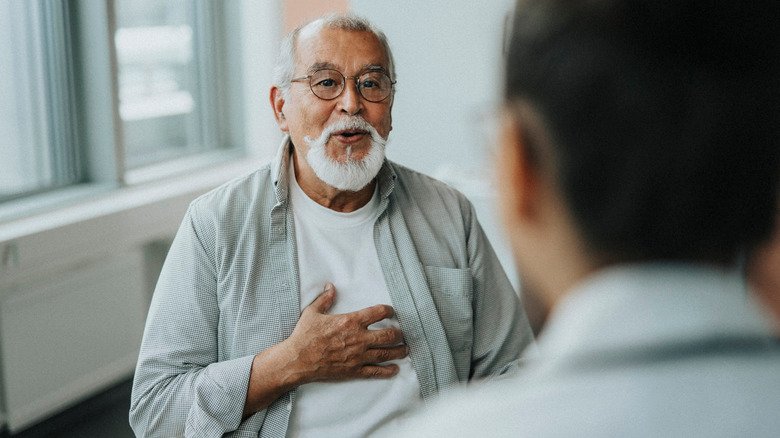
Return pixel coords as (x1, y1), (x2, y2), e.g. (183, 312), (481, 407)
(287, 163), (422, 437)
(397, 264), (780, 437)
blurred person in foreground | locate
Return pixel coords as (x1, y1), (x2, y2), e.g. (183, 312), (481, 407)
(397, 0), (780, 436)
(749, 211), (780, 333)
(129, 13), (533, 437)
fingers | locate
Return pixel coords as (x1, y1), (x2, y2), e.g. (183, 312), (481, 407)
(307, 290), (395, 327)
(307, 283), (336, 314)
(359, 364), (400, 379)
(354, 304), (395, 327)
(364, 345), (409, 363)
(366, 327), (405, 347)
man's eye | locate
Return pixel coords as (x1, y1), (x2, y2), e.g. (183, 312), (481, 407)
(361, 79), (379, 89)
(315, 78), (338, 88)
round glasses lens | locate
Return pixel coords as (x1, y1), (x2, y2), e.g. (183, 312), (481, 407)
(358, 72), (393, 102)
(309, 70), (344, 100)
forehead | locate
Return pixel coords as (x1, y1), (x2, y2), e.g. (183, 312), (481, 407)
(294, 27), (389, 73)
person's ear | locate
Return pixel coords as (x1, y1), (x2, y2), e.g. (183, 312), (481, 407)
(496, 106), (557, 331)
(270, 86), (288, 132)
(497, 108), (541, 227)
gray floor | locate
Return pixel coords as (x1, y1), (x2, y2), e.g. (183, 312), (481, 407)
(8, 379), (134, 438)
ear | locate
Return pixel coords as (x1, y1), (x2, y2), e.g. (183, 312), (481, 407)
(496, 110), (541, 227)
(270, 86), (289, 132)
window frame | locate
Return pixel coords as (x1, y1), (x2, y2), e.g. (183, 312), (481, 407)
(0, 0), (256, 216)
(0, 0), (281, 226)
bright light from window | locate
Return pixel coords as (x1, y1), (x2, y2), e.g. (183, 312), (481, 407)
(115, 0), (204, 169)
(0, 1), (54, 199)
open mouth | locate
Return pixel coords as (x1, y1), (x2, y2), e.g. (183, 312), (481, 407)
(333, 129), (368, 138)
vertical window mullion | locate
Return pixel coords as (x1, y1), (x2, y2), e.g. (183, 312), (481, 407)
(107, 0), (127, 184)
(191, 1), (222, 152)
(42, 0), (82, 186)
(24, 2), (52, 190)
(27, 2), (51, 189)
(188, 1), (207, 154)
(70, 0), (124, 187)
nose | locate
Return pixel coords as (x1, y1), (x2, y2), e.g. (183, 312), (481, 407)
(337, 78), (363, 116)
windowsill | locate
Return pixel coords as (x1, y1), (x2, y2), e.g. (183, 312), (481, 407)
(124, 149), (246, 186)
(0, 155), (263, 243)
(0, 184), (118, 226)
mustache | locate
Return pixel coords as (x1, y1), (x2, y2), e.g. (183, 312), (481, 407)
(303, 117), (384, 146)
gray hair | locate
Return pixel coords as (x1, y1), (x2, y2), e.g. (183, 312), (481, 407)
(272, 14), (396, 98)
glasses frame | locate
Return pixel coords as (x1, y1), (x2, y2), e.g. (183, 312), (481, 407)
(290, 68), (396, 103)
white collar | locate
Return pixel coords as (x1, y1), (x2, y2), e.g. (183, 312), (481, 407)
(533, 263), (774, 370)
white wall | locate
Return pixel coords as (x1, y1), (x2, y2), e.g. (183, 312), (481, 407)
(351, 0), (519, 286)
(351, 1), (512, 176)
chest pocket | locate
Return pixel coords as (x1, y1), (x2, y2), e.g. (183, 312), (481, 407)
(424, 265), (474, 366)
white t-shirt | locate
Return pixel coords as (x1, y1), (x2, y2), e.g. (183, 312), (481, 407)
(287, 164), (422, 437)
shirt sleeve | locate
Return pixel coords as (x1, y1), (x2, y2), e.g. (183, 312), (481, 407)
(129, 205), (261, 437)
(465, 200), (535, 378)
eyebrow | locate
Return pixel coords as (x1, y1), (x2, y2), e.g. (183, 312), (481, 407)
(307, 62), (388, 75)
(307, 62), (338, 74)
(362, 64), (387, 73)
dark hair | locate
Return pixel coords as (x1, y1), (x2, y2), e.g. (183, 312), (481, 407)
(505, 0), (779, 265)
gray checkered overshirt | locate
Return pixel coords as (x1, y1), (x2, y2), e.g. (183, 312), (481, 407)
(129, 138), (533, 437)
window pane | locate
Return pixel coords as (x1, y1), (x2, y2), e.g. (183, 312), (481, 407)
(0, 1), (54, 199)
(115, 0), (205, 169)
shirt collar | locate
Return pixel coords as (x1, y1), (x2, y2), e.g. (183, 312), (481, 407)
(534, 263), (773, 366)
(271, 136), (292, 206)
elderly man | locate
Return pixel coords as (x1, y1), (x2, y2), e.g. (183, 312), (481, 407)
(129, 14), (532, 437)
(398, 0), (780, 436)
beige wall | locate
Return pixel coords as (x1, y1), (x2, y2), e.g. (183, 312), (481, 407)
(283, 0), (349, 33)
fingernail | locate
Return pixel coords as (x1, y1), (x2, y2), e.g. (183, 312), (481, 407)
(324, 283), (334, 292)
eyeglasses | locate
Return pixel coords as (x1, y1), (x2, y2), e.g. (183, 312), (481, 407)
(290, 69), (396, 103)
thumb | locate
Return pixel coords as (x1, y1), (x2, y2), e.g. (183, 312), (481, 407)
(308, 283), (336, 314)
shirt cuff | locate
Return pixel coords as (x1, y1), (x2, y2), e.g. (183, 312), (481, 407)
(185, 354), (256, 436)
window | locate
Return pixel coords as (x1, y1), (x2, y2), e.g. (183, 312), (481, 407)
(0, 0), (244, 207)
(115, 0), (223, 169)
(0, 1), (79, 202)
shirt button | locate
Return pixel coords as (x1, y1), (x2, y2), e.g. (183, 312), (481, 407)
(287, 401), (293, 411)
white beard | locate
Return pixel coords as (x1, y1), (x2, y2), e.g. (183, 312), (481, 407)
(303, 117), (388, 192)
